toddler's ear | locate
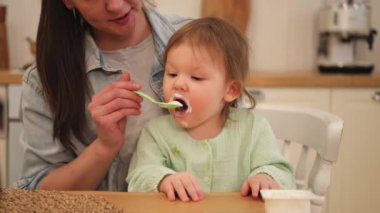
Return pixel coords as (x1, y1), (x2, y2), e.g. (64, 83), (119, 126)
(224, 80), (241, 102)
(62, 0), (74, 9)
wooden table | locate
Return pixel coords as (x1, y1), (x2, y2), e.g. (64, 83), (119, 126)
(70, 191), (265, 213)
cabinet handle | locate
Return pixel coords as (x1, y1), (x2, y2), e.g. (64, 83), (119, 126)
(248, 90), (265, 101)
(372, 91), (380, 102)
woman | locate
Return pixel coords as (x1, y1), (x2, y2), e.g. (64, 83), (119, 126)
(17, 0), (190, 191)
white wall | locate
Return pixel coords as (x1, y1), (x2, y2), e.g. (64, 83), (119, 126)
(155, 0), (380, 73)
(0, 0), (40, 69)
(155, 0), (202, 18)
(1, 0), (379, 73)
(248, 0), (322, 72)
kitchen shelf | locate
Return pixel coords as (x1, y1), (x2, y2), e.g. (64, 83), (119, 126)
(0, 70), (23, 84)
(248, 71), (380, 87)
(1, 69), (380, 87)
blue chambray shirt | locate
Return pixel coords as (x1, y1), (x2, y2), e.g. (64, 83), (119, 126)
(16, 7), (191, 191)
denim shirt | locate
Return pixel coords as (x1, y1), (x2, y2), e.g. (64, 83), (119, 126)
(17, 7), (191, 191)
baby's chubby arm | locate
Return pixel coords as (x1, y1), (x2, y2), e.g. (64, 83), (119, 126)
(241, 173), (280, 198)
(159, 172), (204, 202)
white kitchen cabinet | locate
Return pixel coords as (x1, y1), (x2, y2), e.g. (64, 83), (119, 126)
(0, 84), (23, 188)
(247, 87), (330, 111)
(328, 88), (380, 213)
(6, 84), (23, 187)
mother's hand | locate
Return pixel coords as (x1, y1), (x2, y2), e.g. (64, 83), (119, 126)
(88, 72), (142, 152)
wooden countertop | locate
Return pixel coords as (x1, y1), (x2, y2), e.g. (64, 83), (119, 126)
(1, 69), (380, 87)
(247, 71), (380, 87)
(0, 69), (23, 84)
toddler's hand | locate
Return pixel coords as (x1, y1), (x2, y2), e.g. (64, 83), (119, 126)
(241, 173), (280, 198)
(158, 172), (204, 202)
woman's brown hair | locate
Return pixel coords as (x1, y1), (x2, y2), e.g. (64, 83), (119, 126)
(36, 0), (90, 151)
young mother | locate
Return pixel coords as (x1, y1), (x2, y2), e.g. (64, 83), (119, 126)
(17, 0), (190, 191)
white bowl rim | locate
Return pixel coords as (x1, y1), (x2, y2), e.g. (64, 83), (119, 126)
(260, 189), (315, 200)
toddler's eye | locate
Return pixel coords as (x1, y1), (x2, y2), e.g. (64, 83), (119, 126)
(166, 72), (177, 77)
(191, 76), (203, 81)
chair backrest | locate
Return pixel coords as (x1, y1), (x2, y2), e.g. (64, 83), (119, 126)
(253, 104), (343, 213)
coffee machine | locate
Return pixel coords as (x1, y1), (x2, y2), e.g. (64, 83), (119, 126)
(317, 0), (377, 74)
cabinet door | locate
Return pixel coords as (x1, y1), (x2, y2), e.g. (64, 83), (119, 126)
(247, 87), (330, 111)
(328, 88), (380, 213)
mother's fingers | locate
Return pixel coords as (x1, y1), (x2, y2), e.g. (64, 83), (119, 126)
(95, 108), (141, 129)
(89, 87), (142, 110)
(119, 72), (131, 81)
(90, 97), (141, 119)
(93, 80), (140, 100)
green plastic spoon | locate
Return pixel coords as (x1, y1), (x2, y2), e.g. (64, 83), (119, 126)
(134, 91), (183, 109)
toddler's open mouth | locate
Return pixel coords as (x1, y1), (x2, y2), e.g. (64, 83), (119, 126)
(174, 97), (188, 112)
(171, 94), (190, 114)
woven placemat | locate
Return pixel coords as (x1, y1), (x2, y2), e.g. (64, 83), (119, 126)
(0, 188), (124, 212)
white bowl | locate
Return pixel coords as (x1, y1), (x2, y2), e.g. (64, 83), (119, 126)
(260, 189), (314, 213)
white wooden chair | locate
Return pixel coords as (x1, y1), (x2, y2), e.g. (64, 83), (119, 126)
(254, 104), (343, 213)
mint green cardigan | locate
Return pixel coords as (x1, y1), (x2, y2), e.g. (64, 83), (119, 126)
(127, 108), (295, 192)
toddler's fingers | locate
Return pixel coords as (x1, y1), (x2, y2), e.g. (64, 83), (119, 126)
(270, 181), (280, 189)
(240, 180), (250, 196)
(191, 177), (204, 200)
(182, 176), (200, 201)
(251, 182), (261, 198)
(260, 181), (270, 191)
(165, 185), (176, 201)
(172, 180), (189, 202)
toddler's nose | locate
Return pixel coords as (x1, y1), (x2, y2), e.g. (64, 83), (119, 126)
(173, 77), (188, 91)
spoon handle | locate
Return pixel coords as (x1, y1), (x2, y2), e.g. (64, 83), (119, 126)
(134, 91), (158, 104)
(134, 90), (182, 109)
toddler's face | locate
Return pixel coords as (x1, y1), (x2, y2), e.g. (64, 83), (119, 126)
(163, 43), (236, 137)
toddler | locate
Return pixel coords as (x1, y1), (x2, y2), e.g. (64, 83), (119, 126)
(126, 17), (294, 201)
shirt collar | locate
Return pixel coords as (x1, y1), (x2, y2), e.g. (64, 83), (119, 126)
(84, 33), (120, 73)
(83, 7), (158, 74)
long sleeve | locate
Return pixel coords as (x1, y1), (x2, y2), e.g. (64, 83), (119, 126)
(126, 124), (176, 192)
(248, 117), (295, 189)
(17, 68), (76, 189)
